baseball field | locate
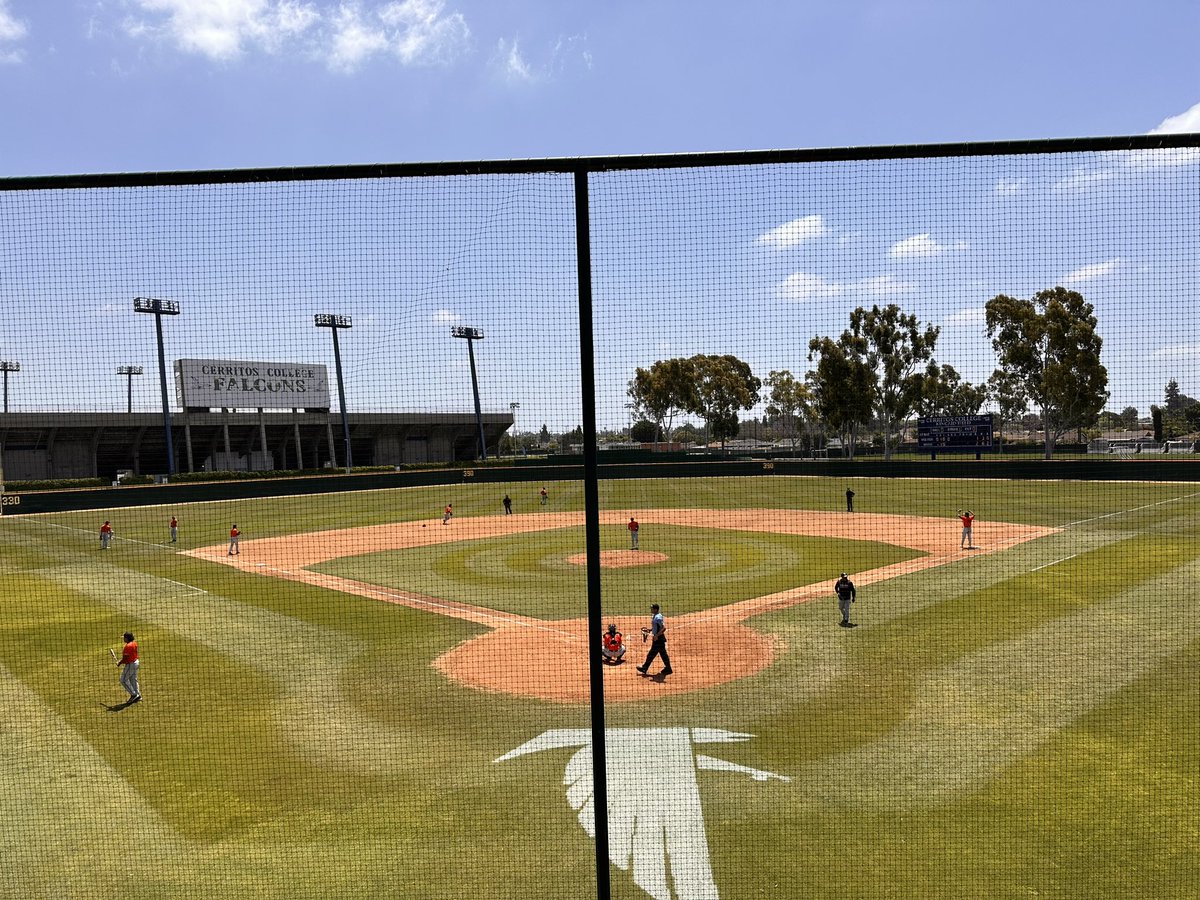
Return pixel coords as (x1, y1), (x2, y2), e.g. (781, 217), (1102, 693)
(1, 475), (1197, 899)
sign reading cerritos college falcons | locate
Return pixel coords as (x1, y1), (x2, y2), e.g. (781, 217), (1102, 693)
(174, 359), (330, 409)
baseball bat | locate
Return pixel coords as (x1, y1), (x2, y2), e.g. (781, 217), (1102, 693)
(109, 648), (117, 663)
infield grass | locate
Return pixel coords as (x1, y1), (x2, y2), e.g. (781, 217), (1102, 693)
(310, 524), (921, 618)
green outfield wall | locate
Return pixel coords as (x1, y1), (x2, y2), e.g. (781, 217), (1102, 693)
(4, 457), (1199, 515)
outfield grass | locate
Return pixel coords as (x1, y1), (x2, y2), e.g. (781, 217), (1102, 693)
(311, 524), (920, 618)
(1, 475), (1197, 898)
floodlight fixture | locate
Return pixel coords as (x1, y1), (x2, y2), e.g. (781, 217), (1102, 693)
(314, 313), (353, 473)
(0, 360), (19, 413)
(451, 325), (487, 460)
(117, 365), (145, 414)
(134, 297), (181, 475)
(134, 297), (180, 315)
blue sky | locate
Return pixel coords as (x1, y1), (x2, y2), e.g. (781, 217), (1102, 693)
(1, 2), (1200, 431)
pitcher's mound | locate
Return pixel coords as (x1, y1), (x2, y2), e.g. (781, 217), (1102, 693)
(566, 550), (668, 568)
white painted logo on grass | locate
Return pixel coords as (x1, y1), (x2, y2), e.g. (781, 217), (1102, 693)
(496, 728), (789, 900)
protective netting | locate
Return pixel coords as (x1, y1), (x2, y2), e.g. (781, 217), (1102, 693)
(1, 142), (1197, 899)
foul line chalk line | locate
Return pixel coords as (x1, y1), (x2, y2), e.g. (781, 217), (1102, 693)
(1063, 490), (1200, 528)
(14, 519), (175, 551)
(251, 563), (578, 639)
(160, 577), (207, 594)
(1031, 554), (1077, 572)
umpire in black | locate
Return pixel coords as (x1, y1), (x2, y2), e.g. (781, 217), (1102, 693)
(835, 573), (857, 627)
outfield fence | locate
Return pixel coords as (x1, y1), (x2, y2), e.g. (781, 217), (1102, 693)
(2, 135), (1199, 899)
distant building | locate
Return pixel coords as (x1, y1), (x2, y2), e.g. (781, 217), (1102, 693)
(0, 410), (511, 481)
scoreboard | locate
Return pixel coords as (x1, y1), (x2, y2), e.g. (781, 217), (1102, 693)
(917, 414), (994, 453)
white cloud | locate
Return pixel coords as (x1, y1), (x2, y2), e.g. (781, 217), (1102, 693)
(994, 177), (1025, 196)
(549, 34), (591, 72)
(0, 0), (28, 63)
(1124, 146), (1200, 168)
(776, 272), (843, 302)
(328, 5), (389, 71)
(1152, 345), (1200, 360)
(1054, 168), (1115, 193)
(380, 0), (469, 66)
(495, 37), (534, 82)
(124, 0), (469, 69)
(1149, 101), (1200, 135)
(433, 308), (460, 323)
(756, 215), (827, 250)
(1062, 259), (1121, 285)
(942, 307), (986, 327)
(488, 32), (590, 85)
(127, 0), (319, 60)
(858, 274), (916, 298)
(888, 233), (967, 258)
(776, 271), (913, 302)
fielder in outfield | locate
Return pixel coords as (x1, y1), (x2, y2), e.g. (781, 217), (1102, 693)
(116, 632), (141, 703)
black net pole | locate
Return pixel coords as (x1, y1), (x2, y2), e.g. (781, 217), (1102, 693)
(154, 313), (176, 476)
(329, 326), (353, 473)
(466, 337), (487, 460)
(575, 169), (611, 900)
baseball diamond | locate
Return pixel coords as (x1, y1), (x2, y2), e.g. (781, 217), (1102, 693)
(186, 509), (1056, 702)
(2, 474), (1197, 900)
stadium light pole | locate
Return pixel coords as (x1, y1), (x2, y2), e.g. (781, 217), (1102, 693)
(509, 401), (520, 455)
(451, 326), (487, 460)
(117, 365), (144, 414)
(133, 297), (180, 476)
(0, 361), (19, 413)
(314, 313), (353, 474)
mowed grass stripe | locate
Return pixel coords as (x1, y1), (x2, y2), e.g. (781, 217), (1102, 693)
(750, 531), (1195, 770)
(310, 524), (921, 619)
(43, 564), (558, 781)
(0, 577), (301, 840)
(0, 661), (183, 895)
(801, 556), (1200, 809)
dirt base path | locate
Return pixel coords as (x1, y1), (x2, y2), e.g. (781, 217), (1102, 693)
(186, 510), (1057, 703)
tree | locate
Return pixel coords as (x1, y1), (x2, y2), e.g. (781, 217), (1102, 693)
(629, 420), (658, 443)
(627, 358), (697, 444)
(919, 363), (987, 417)
(807, 335), (874, 459)
(1151, 405), (1163, 442)
(1120, 406), (1139, 430)
(538, 424), (550, 444)
(985, 287), (1109, 459)
(1165, 379), (1182, 411)
(985, 368), (1030, 452)
(849, 304), (940, 460)
(764, 370), (813, 456)
(688, 354), (761, 450)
